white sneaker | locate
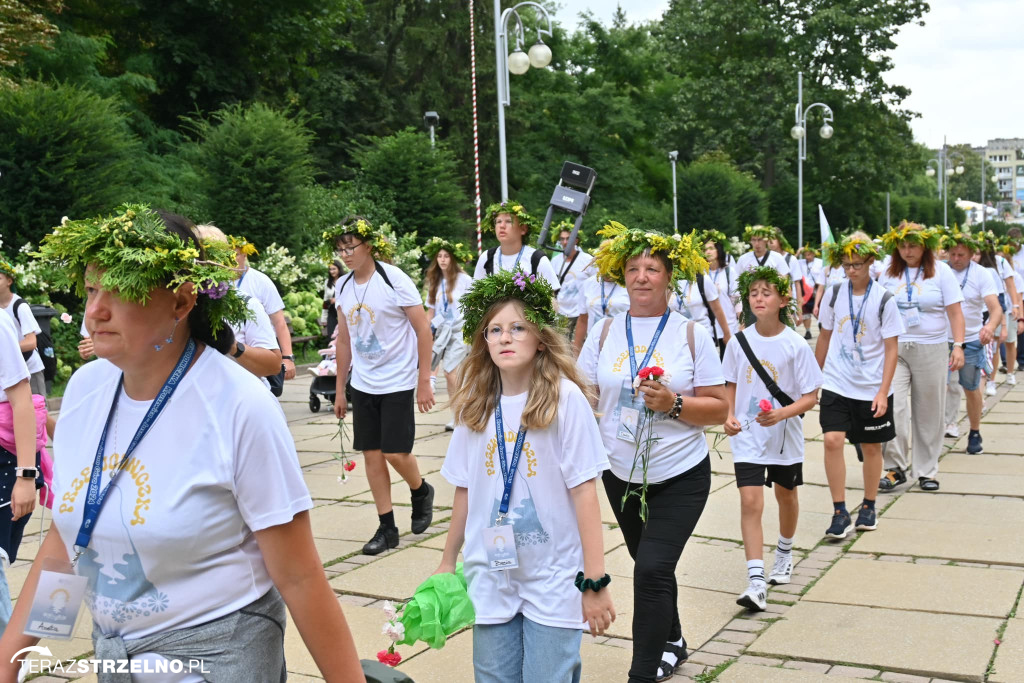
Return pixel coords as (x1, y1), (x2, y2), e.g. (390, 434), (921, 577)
(736, 580), (767, 611)
(444, 420), (455, 432)
(944, 423), (960, 439)
(1008, 374), (1017, 387)
(986, 381), (997, 397)
(768, 552), (793, 585)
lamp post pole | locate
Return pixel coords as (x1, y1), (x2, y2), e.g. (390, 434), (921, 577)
(669, 151), (679, 233)
(925, 137), (964, 227)
(792, 71), (834, 249)
(494, 0), (552, 202)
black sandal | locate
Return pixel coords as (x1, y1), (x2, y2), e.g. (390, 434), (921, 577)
(918, 477), (940, 492)
(655, 640), (688, 682)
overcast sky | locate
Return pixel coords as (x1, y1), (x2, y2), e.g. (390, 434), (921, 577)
(552, 0), (1023, 149)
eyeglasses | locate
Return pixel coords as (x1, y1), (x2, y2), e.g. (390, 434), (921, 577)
(338, 242), (365, 257)
(841, 261), (867, 271)
(484, 323), (530, 344)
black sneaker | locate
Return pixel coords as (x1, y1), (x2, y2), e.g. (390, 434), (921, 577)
(855, 505), (877, 531)
(967, 431), (984, 455)
(804, 330), (812, 340)
(363, 524), (399, 555)
(825, 510), (852, 539)
(410, 481), (435, 534)
(878, 468), (907, 492)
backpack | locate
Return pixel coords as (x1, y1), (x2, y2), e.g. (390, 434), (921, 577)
(12, 299), (57, 382)
(483, 247), (544, 277)
(827, 283), (893, 325)
(337, 260), (395, 295)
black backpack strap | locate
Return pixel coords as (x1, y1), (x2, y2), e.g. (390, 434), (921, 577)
(557, 250), (580, 284)
(694, 276), (718, 345)
(484, 247), (498, 275)
(374, 260), (395, 290)
(878, 289), (893, 323)
(736, 331), (795, 407)
(11, 299), (26, 332)
(529, 249), (544, 276)
(829, 282), (842, 310)
(336, 271), (356, 296)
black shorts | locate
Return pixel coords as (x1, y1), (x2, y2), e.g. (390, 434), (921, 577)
(818, 389), (895, 444)
(734, 461), (803, 489)
(351, 387), (416, 453)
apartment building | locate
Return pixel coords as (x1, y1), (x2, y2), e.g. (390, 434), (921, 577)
(985, 138), (1024, 215)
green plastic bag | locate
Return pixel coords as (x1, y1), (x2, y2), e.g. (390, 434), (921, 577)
(397, 563), (475, 649)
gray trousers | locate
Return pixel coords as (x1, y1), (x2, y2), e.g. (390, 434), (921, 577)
(883, 342), (949, 480)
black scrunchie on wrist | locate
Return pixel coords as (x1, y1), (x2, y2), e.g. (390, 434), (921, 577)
(574, 572), (612, 593)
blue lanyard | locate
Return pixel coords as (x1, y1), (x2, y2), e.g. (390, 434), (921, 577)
(904, 267), (921, 303)
(848, 280), (872, 345)
(500, 247), (525, 273)
(959, 263), (971, 290)
(439, 279), (448, 314)
(236, 267), (248, 288)
(676, 282), (691, 312)
(73, 338), (197, 561)
(493, 391), (528, 523)
(600, 280), (615, 316)
(625, 310), (670, 394)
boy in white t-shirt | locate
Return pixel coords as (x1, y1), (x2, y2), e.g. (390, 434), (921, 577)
(723, 267), (822, 611)
(550, 223), (594, 331)
(0, 261), (46, 396)
(473, 200), (561, 291)
(815, 234), (905, 540)
(328, 218), (437, 555)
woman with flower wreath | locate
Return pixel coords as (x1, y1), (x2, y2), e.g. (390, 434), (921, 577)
(0, 206), (364, 681)
(577, 223), (727, 683)
(326, 217), (436, 556)
(436, 268), (613, 683)
(473, 200), (560, 290)
(875, 222), (965, 493)
(423, 236), (475, 431)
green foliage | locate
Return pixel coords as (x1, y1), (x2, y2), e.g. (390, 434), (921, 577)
(0, 0), (60, 68)
(189, 103), (316, 253)
(0, 81), (143, 246)
(675, 161), (767, 236)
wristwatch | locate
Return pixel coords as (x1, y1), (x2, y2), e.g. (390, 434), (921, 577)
(232, 342), (246, 359)
(952, 342), (967, 349)
(14, 467), (38, 479)
(281, 354), (295, 361)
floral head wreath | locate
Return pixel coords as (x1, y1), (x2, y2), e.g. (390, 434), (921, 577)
(33, 204), (251, 334)
(592, 222), (709, 291)
(823, 234), (882, 268)
(226, 235), (258, 256)
(459, 268), (563, 344)
(423, 236), (475, 264)
(0, 257), (15, 281)
(940, 226), (980, 252)
(738, 266), (796, 327)
(997, 235), (1018, 257)
(698, 229), (728, 247)
(880, 221), (942, 254)
(483, 199), (537, 236)
(742, 224), (777, 242)
(321, 217), (395, 262)
(800, 243), (821, 257)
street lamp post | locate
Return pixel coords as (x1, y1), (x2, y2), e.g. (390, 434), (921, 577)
(791, 71), (834, 249)
(924, 136), (964, 227)
(494, 0), (553, 201)
(423, 111), (439, 149)
(669, 150), (679, 233)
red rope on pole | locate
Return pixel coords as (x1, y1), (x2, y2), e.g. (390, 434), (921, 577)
(469, 0), (483, 254)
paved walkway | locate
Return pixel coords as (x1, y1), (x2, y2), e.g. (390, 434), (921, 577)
(8, 361), (1024, 682)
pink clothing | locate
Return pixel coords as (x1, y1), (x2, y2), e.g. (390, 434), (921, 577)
(0, 394), (54, 508)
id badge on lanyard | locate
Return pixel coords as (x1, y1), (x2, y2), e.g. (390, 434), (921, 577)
(900, 267), (921, 327)
(485, 392), (526, 571)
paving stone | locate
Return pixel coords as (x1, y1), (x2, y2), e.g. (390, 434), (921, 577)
(990, 618), (1024, 683)
(827, 664), (879, 678)
(307, 501), (398, 543)
(879, 672), (931, 682)
(878, 554), (912, 562)
(394, 630), (474, 682)
(782, 660), (831, 673)
(851, 516), (1024, 566)
(314, 538), (364, 565)
(913, 472), (1024, 497)
(350, 472), (458, 509)
(715, 630), (759, 645)
(736, 655), (783, 666)
(687, 651), (732, 666)
(747, 602), (1000, 681)
(726, 619), (765, 633)
(950, 423), (1024, 454)
(703, 640), (745, 656)
(678, 661), (711, 677)
(717, 661), (829, 682)
(330, 546), (443, 599)
(800, 442), (871, 486)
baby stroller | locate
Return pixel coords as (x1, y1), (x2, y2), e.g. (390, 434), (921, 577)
(308, 328), (339, 412)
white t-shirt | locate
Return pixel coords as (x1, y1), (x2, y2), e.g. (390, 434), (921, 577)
(440, 379), (608, 629)
(672, 276), (720, 339)
(335, 262), (423, 394)
(871, 257), (887, 281)
(807, 258), (824, 288)
(575, 275), (630, 333)
(876, 262), (963, 344)
(472, 245), (561, 291)
(1013, 248), (1024, 279)
(578, 311), (724, 483)
(735, 250), (790, 279)
(819, 280), (905, 400)
(550, 250), (595, 317)
(232, 295), (280, 390)
(51, 350), (313, 640)
(709, 266), (739, 335)
(0, 312), (30, 403)
(236, 266), (285, 316)
(1, 294), (43, 374)
(722, 326), (822, 465)
(948, 262), (999, 343)
(426, 272), (474, 323)
(818, 265), (847, 288)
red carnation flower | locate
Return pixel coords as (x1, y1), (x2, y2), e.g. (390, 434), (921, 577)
(637, 367), (651, 380)
(377, 650), (402, 667)
(649, 366), (665, 378)
(759, 399), (773, 412)
(344, 460), (357, 472)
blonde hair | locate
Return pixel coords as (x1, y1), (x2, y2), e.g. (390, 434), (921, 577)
(451, 300), (595, 432)
(195, 224), (227, 243)
(425, 249), (464, 307)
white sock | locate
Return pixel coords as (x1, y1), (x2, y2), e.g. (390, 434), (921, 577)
(747, 559), (766, 585)
(777, 535), (794, 555)
(660, 638), (684, 672)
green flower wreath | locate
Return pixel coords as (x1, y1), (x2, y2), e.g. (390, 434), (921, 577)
(226, 234), (258, 256)
(459, 268), (563, 344)
(33, 204), (250, 335)
(823, 234), (882, 268)
(0, 257), (14, 280)
(742, 224), (778, 242)
(423, 236), (475, 264)
(880, 221), (942, 254)
(800, 243), (820, 258)
(321, 217), (395, 262)
(482, 199), (537, 235)
(737, 266), (796, 327)
(592, 222), (708, 291)
(698, 229), (728, 247)
(940, 226), (980, 252)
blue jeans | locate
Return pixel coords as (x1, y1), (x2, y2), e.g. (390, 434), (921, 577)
(472, 613), (582, 683)
(950, 341), (985, 391)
